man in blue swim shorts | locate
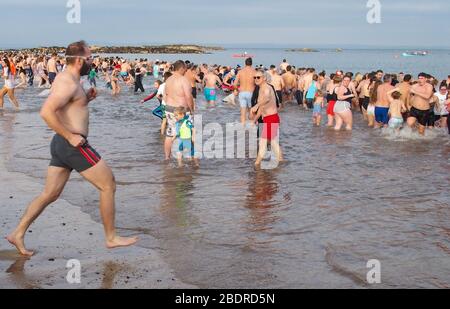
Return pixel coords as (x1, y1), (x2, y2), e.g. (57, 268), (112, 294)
(234, 58), (256, 124)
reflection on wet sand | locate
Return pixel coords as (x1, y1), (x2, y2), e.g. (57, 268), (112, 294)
(245, 169), (281, 233)
(101, 261), (125, 289)
(159, 164), (195, 229)
(0, 250), (38, 289)
(0, 111), (17, 162)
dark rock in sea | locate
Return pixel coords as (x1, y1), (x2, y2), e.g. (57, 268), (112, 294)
(3, 45), (225, 55)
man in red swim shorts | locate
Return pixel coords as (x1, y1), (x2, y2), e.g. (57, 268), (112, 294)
(250, 70), (284, 168)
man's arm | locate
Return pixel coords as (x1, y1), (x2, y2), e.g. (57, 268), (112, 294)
(233, 73), (240, 89)
(253, 87), (270, 121)
(40, 77), (84, 147)
(182, 78), (195, 113)
(411, 84), (434, 100)
(387, 88), (399, 104)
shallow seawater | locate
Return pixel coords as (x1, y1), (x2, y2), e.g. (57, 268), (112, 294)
(1, 76), (450, 288)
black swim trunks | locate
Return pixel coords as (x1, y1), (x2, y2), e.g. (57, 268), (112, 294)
(50, 134), (102, 173)
(409, 107), (431, 127)
(192, 87), (197, 99)
(361, 96), (370, 111)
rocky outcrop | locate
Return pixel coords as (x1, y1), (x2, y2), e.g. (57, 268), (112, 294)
(2, 45), (224, 55)
(286, 48), (320, 53)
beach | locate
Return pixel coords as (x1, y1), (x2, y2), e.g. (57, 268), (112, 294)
(0, 143), (195, 289)
(1, 76), (450, 288)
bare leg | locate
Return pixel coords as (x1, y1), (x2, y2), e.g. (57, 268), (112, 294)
(7, 167), (71, 256)
(255, 138), (268, 166)
(327, 114), (334, 127)
(407, 117), (417, 129)
(164, 137), (174, 160)
(334, 113), (343, 131)
(362, 108), (368, 121)
(7, 89), (20, 110)
(0, 87), (8, 109)
(240, 107), (247, 125)
(270, 139), (283, 162)
(418, 124), (426, 136)
(80, 160), (138, 249)
(177, 152), (183, 167)
(341, 110), (353, 130)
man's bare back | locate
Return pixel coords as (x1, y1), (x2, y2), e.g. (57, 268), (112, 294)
(283, 72), (296, 91)
(204, 72), (220, 89)
(165, 73), (193, 111)
(236, 66), (256, 92)
(376, 83), (395, 107)
(270, 73), (284, 91)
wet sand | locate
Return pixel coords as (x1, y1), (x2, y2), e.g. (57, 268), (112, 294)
(0, 160), (195, 289)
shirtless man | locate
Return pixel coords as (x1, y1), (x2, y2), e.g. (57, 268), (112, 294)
(185, 65), (201, 102)
(234, 58), (256, 125)
(203, 67), (222, 105)
(398, 74), (412, 119)
(268, 65), (285, 106)
(164, 60), (195, 159)
(6, 41), (138, 256)
(374, 74), (395, 128)
(282, 66), (296, 104)
(250, 70), (283, 167)
(47, 53), (58, 85)
(407, 73), (434, 135)
(120, 60), (131, 81)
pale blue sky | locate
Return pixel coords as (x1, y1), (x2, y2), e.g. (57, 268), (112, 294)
(1, 0), (449, 48)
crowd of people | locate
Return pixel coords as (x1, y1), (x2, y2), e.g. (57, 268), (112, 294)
(2, 41), (449, 257)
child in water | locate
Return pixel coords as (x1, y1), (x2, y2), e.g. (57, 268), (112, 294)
(172, 107), (198, 167)
(387, 88), (406, 131)
(313, 90), (325, 126)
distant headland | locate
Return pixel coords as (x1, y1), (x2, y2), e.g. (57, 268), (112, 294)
(0, 44), (225, 54)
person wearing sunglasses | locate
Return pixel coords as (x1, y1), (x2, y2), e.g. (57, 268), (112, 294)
(7, 41), (138, 256)
(250, 71), (283, 167)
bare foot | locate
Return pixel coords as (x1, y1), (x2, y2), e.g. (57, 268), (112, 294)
(6, 234), (34, 257)
(106, 236), (138, 249)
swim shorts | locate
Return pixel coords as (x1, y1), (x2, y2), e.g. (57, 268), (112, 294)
(204, 88), (217, 102)
(239, 91), (253, 109)
(334, 101), (351, 113)
(49, 134), (102, 173)
(388, 117), (404, 129)
(48, 72), (57, 84)
(327, 100), (336, 116)
(178, 138), (193, 158)
(409, 107), (431, 127)
(375, 106), (390, 124)
(313, 103), (322, 116)
(261, 113), (280, 141)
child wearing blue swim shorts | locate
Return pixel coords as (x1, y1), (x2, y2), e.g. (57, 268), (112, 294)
(313, 90), (325, 126)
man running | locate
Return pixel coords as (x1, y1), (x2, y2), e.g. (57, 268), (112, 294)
(234, 58), (256, 125)
(6, 41), (138, 256)
(163, 60), (195, 160)
(407, 73), (434, 135)
(374, 74), (395, 128)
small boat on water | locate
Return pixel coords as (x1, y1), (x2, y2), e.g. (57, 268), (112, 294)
(232, 52), (254, 58)
(402, 51), (429, 57)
